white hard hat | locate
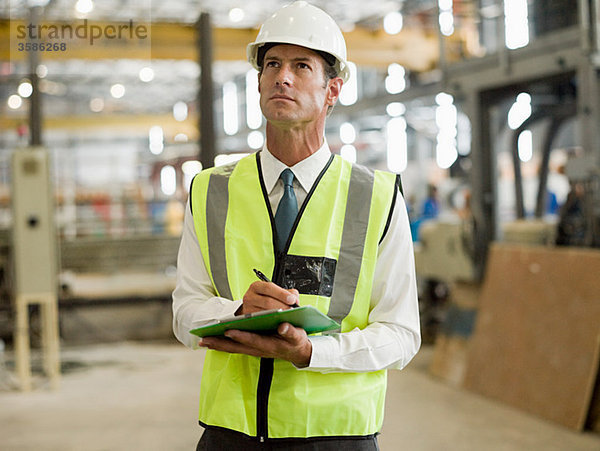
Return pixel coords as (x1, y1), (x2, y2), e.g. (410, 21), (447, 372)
(247, 1), (350, 83)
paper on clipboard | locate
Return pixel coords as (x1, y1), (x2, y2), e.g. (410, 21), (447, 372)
(189, 305), (339, 338)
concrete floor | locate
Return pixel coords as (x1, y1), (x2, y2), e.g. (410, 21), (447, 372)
(1, 342), (599, 451)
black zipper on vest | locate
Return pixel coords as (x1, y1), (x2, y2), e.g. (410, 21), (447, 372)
(253, 151), (334, 441)
(256, 357), (274, 441)
(255, 152), (277, 441)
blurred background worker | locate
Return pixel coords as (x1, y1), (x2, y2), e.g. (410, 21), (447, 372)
(421, 184), (440, 221)
(172, 1), (420, 449)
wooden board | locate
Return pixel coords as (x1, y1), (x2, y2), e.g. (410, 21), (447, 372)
(464, 244), (600, 430)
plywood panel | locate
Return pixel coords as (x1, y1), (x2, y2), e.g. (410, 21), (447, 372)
(464, 244), (600, 430)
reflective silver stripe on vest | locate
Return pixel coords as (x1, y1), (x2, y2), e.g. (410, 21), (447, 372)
(206, 164), (236, 300)
(327, 164), (375, 326)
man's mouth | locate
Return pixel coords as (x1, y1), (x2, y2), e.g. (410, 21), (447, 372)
(271, 95), (294, 101)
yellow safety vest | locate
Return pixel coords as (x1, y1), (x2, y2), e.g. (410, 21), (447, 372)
(190, 152), (399, 440)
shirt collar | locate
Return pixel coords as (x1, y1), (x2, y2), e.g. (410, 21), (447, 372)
(260, 139), (332, 194)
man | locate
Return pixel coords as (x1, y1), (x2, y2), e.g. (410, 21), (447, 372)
(422, 184), (440, 221)
(172, 2), (420, 449)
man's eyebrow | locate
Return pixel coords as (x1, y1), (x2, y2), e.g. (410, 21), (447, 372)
(264, 55), (314, 63)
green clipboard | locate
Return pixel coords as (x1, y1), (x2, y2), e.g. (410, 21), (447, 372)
(189, 305), (340, 338)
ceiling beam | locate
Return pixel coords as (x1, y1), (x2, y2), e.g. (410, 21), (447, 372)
(0, 113), (198, 137)
(0, 20), (466, 70)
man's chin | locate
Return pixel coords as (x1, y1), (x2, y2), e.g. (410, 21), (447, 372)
(265, 110), (297, 123)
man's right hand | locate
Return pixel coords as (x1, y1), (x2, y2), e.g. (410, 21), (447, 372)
(237, 281), (299, 315)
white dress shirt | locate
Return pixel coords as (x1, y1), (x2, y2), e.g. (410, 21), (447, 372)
(172, 140), (421, 373)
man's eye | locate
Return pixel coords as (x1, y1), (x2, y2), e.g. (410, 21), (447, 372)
(265, 61), (278, 68)
(298, 63), (310, 69)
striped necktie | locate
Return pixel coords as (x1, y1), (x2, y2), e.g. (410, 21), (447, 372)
(274, 168), (298, 252)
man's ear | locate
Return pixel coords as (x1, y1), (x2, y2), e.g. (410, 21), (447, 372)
(257, 72), (262, 94)
(326, 77), (343, 106)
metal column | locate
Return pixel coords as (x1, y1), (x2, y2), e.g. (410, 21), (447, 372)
(577, 62), (600, 163)
(28, 6), (42, 146)
(579, 0), (600, 165)
(464, 91), (496, 281)
(197, 12), (216, 169)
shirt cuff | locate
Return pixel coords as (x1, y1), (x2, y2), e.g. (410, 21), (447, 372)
(301, 335), (340, 371)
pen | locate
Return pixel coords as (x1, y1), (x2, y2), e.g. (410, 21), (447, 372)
(253, 268), (271, 283)
(253, 268), (299, 308)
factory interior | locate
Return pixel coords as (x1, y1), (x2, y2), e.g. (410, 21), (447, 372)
(1, 0), (600, 449)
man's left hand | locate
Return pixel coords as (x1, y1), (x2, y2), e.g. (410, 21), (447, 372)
(198, 322), (312, 368)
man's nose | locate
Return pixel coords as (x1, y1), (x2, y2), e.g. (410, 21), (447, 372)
(275, 65), (292, 86)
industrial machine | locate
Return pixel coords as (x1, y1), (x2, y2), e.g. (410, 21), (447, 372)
(11, 147), (60, 390)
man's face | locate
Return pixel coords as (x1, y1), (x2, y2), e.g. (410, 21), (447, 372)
(258, 44), (340, 126)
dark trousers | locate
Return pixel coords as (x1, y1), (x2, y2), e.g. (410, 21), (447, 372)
(197, 427), (379, 451)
